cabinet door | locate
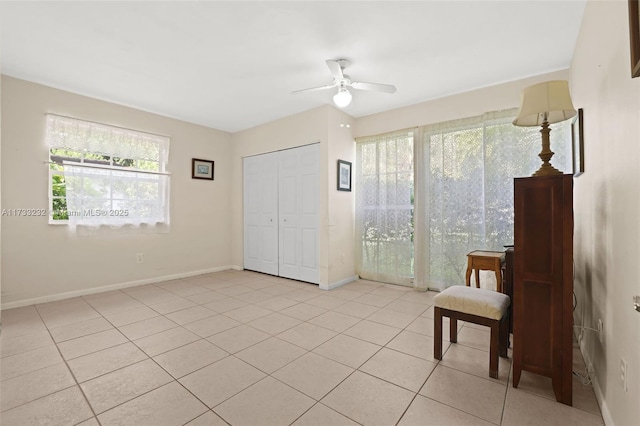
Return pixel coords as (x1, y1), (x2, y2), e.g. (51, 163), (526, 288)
(278, 144), (320, 283)
(243, 152), (279, 275)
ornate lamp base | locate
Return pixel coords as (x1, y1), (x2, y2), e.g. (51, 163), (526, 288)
(532, 121), (563, 177)
(533, 163), (563, 177)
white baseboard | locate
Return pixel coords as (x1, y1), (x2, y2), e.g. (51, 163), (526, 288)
(579, 339), (613, 426)
(322, 275), (358, 291)
(1, 266), (235, 310)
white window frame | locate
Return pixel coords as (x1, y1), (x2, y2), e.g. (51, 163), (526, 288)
(46, 114), (170, 228)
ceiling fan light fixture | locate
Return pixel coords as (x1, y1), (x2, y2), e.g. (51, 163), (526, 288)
(333, 87), (352, 108)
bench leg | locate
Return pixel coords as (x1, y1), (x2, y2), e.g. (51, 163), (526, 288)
(499, 312), (509, 358)
(489, 320), (499, 379)
(434, 307), (442, 360)
(449, 316), (458, 343)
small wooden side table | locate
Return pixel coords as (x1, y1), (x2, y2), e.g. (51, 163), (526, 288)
(465, 250), (506, 292)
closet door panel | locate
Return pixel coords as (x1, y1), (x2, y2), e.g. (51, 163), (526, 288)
(259, 160), (279, 272)
(278, 149), (301, 280)
(299, 146), (320, 282)
(243, 152), (278, 276)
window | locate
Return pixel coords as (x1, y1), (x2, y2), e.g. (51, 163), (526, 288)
(47, 115), (170, 228)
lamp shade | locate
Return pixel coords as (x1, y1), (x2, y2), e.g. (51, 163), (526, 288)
(513, 80), (576, 126)
(333, 88), (352, 108)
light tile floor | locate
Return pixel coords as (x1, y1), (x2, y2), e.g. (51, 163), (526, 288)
(0, 270), (604, 425)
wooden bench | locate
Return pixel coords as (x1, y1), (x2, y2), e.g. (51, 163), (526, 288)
(433, 285), (510, 379)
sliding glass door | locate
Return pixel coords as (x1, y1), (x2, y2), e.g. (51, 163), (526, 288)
(355, 109), (572, 291)
(423, 111), (571, 290)
(355, 131), (414, 286)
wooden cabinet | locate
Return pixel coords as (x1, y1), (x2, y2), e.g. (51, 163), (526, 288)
(512, 174), (573, 406)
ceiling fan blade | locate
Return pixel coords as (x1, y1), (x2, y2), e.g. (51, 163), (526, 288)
(291, 83), (337, 94)
(325, 60), (344, 79)
(351, 81), (397, 94)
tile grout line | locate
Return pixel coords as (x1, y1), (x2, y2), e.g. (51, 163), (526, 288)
(76, 285), (221, 424)
(170, 276), (408, 424)
(35, 302), (101, 425)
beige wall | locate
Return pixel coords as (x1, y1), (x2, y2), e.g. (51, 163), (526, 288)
(356, 69), (570, 137)
(1, 76), (233, 307)
(230, 105), (357, 289)
(327, 107), (356, 287)
(570, 1), (640, 424)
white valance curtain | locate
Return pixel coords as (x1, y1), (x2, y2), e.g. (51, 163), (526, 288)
(47, 115), (169, 164)
(355, 109), (572, 291)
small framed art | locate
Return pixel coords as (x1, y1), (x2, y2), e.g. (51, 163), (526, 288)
(572, 108), (584, 177)
(192, 158), (214, 180)
(337, 159), (352, 192)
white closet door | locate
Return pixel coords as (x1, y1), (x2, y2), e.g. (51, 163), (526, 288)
(278, 144), (320, 283)
(243, 152), (279, 275)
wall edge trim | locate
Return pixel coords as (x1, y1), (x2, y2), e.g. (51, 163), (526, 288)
(323, 275), (358, 291)
(580, 338), (614, 426)
(0, 266), (234, 310)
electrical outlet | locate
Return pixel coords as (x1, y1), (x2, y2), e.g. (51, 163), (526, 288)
(621, 358), (628, 392)
(136, 253), (144, 263)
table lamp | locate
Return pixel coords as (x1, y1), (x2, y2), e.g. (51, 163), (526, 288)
(513, 80), (577, 176)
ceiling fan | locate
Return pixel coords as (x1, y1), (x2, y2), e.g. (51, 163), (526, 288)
(292, 59), (397, 108)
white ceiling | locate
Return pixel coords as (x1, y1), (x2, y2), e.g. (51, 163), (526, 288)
(0, 1), (586, 133)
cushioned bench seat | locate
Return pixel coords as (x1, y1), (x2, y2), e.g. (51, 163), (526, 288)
(433, 285), (510, 379)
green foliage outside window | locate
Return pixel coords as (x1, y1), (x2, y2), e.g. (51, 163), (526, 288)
(51, 173), (68, 220)
(49, 148), (157, 221)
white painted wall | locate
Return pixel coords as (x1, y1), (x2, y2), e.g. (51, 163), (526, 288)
(569, 1), (640, 424)
(1, 76), (233, 306)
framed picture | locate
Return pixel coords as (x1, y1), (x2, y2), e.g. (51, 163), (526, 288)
(192, 158), (214, 180)
(630, 0), (640, 77)
(337, 159), (352, 192)
(572, 108), (584, 177)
